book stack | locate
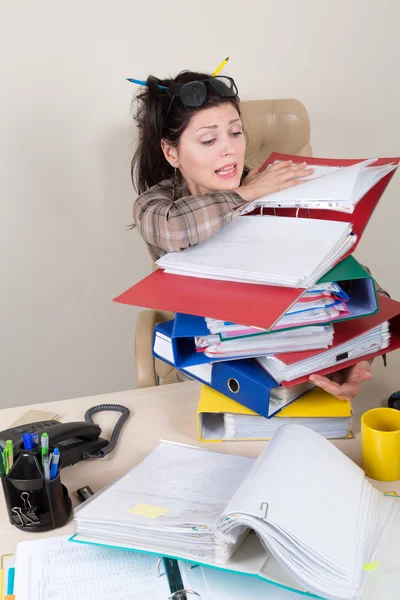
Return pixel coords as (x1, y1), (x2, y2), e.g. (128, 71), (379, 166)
(114, 153), (400, 424)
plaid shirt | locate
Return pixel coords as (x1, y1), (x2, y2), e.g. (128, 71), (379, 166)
(132, 178), (389, 299)
(133, 178), (250, 262)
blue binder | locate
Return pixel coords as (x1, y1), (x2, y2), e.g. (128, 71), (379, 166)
(152, 320), (300, 418)
(157, 312), (259, 369)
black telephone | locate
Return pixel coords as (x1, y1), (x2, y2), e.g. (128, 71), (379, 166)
(0, 403), (130, 468)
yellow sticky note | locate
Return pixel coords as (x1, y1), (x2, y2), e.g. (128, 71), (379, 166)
(364, 561), (380, 571)
(127, 503), (169, 519)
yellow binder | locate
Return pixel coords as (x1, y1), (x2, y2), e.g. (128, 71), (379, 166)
(197, 385), (352, 442)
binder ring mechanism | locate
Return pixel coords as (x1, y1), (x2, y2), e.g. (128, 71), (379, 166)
(168, 591), (202, 599)
(157, 558), (200, 577)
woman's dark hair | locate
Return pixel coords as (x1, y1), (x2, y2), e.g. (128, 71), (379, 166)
(131, 71), (242, 194)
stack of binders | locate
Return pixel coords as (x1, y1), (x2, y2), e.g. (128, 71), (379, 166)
(114, 153), (400, 425)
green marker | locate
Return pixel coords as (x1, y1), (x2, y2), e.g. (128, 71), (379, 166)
(0, 447), (6, 478)
(41, 432), (49, 469)
(4, 440), (13, 475)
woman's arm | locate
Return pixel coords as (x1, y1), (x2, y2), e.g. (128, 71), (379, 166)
(133, 161), (313, 255)
(133, 186), (249, 254)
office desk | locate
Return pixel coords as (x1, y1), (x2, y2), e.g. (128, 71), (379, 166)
(1, 380), (399, 556)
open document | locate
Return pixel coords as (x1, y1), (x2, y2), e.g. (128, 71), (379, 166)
(157, 215), (356, 288)
(73, 428), (399, 600)
(240, 158), (398, 214)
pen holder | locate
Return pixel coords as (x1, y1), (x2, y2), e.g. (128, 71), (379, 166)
(1, 444), (72, 532)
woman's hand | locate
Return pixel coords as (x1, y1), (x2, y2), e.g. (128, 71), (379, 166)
(309, 361), (372, 401)
(236, 160), (314, 202)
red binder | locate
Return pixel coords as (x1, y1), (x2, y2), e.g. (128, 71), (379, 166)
(114, 154), (399, 329)
(254, 153), (399, 260)
(268, 296), (400, 386)
(114, 268), (303, 330)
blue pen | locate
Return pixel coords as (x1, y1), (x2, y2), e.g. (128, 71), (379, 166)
(22, 432), (34, 450)
(49, 447), (60, 480)
(32, 433), (39, 445)
(126, 78), (168, 90)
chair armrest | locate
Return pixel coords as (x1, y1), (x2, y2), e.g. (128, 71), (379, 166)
(135, 309), (158, 388)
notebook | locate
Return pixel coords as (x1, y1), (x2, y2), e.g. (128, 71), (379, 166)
(240, 158), (398, 215)
(12, 534), (301, 600)
(197, 384), (353, 441)
(157, 215), (355, 288)
(72, 427), (400, 600)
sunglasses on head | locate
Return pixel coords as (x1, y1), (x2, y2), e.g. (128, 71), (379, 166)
(163, 76), (238, 131)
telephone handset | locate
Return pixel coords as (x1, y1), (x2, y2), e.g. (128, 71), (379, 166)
(0, 403), (130, 468)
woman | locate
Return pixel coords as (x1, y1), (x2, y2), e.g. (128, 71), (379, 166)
(131, 70), (386, 400)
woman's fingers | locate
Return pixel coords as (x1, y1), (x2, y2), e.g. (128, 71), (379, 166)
(277, 167), (314, 182)
(265, 160), (294, 171)
(260, 163), (313, 183)
(309, 374), (359, 401)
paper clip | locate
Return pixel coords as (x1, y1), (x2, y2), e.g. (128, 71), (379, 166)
(11, 506), (36, 526)
(156, 557), (165, 578)
(20, 492), (32, 510)
(11, 507), (24, 525)
(260, 501), (269, 520)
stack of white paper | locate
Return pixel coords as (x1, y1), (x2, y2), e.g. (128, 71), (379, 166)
(157, 216), (356, 288)
(258, 322), (390, 382)
(218, 425), (399, 600)
(73, 429), (399, 600)
(268, 381), (315, 406)
(195, 324), (334, 358)
(222, 413), (352, 440)
(74, 442), (254, 564)
(240, 160), (398, 215)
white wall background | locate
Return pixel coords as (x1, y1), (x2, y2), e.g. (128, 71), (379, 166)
(0, 1), (399, 408)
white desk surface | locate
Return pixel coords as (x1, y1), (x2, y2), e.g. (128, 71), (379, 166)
(1, 379), (399, 556)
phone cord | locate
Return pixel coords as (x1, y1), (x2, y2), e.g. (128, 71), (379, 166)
(82, 404), (131, 459)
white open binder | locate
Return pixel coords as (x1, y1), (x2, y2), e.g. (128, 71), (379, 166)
(72, 427), (400, 600)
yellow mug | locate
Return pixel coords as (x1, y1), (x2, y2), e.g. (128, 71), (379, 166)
(361, 407), (400, 481)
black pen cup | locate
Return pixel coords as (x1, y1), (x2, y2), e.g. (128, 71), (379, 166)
(1, 444), (72, 532)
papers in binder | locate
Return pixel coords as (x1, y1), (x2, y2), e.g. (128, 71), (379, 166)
(195, 323), (334, 359)
(198, 385), (353, 441)
(203, 283), (350, 336)
(74, 441), (254, 564)
(258, 321), (390, 382)
(72, 429), (400, 600)
(240, 159), (398, 215)
(13, 534), (299, 600)
(14, 536), (170, 600)
(157, 215), (356, 288)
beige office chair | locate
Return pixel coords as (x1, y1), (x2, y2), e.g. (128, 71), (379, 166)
(135, 99), (312, 388)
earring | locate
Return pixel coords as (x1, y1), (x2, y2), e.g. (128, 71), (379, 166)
(172, 167), (182, 200)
